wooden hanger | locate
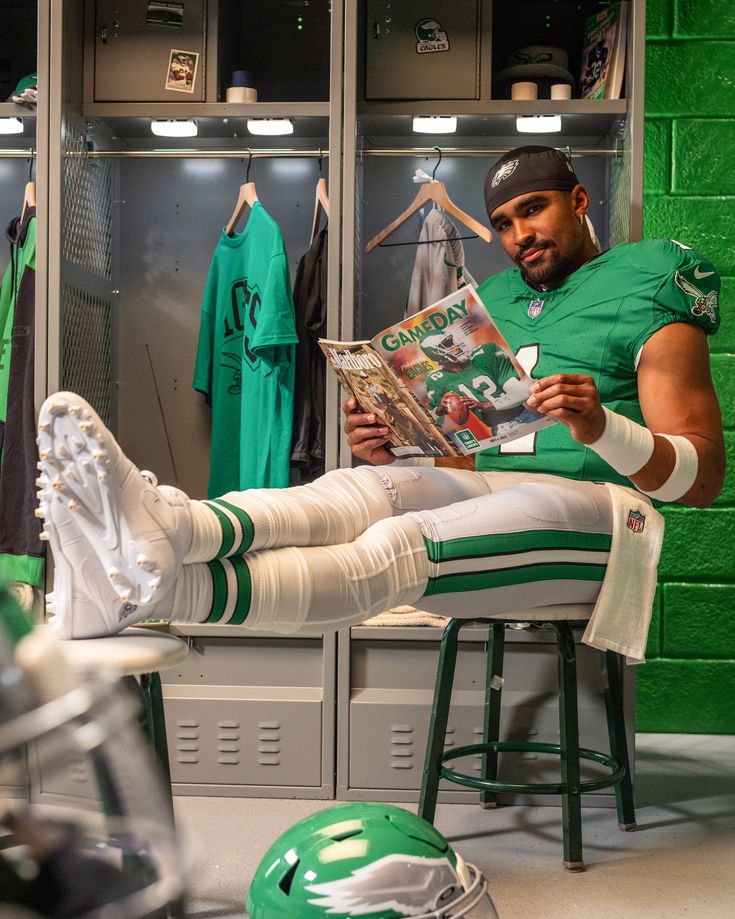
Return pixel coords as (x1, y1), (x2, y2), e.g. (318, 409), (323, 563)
(310, 177), (330, 242)
(20, 180), (36, 223)
(365, 148), (491, 253)
(225, 150), (259, 236)
(20, 150), (36, 222)
(310, 151), (330, 242)
(366, 180), (491, 253)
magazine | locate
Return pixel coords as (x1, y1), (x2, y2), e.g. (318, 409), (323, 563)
(579, 1), (628, 100)
(320, 285), (556, 458)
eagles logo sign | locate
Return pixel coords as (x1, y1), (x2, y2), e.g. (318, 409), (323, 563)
(491, 158), (519, 187)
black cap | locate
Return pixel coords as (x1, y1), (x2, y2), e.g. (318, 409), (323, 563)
(484, 146), (579, 217)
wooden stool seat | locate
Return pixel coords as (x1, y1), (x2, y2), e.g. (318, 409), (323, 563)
(418, 611), (636, 871)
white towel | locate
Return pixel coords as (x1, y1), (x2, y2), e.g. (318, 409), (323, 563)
(582, 483), (665, 664)
(360, 605), (449, 628)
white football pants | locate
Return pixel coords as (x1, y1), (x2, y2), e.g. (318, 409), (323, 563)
(169, 466), (614, 634)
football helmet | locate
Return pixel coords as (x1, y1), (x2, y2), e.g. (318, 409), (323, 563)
(0, 584), (186, 917)
(416, 19), (444, 43)
(421, 333), (471, 368)
(245, 802), (498, 918)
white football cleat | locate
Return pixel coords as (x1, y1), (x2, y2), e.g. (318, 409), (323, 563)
(37, 392), (192, 623)
(37, 476), (151, 638)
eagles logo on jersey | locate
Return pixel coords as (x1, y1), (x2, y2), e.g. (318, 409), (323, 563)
(674, 268), (719, 325)
(245, 802), (498, 918)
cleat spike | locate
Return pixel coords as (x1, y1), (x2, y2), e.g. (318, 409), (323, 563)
(47, 401), (67, 416)
(38, 422), (49, 432)
(97, 472), (107, 482)
(51, 479), (64, 491)
(79, 422), (92, 433)
(67, 499), (78, 512)
(35, 476), (47, 487)
(108, 568), (120, 581)
(68, 405), (79, 416)
(92, 450), (107, 462)
(39, 532), (49, 541)
(34, 507), (45, 518)
(119, 591), (131, 602)
(39, 451), (50, 461)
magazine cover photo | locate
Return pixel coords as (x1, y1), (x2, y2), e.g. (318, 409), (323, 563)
(323, 342), (454, 458)
(375, 286), (555, 454)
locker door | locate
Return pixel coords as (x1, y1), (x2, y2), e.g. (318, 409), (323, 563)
(93, 0), (206, 102)
(365, 0), (481, 100)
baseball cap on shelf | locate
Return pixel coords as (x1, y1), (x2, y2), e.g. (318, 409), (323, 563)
(494, 46), (574, 98)
(484, 146), (580, 217)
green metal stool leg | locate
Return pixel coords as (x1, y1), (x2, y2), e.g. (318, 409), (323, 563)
(419, 618), (464, 825)
(602, 651), (637, 830)
(480, 622), (505, 809)
(555, 622), (584, 871)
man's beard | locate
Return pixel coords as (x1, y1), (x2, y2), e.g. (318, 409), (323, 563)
(517, 243), (581, 289)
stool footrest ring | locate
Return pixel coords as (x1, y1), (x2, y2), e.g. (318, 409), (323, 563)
(439, 740), (625, 796)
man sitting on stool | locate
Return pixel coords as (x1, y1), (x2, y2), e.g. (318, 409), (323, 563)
(37, 147), (724, 659)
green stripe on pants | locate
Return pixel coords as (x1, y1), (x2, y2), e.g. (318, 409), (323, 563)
(423, 528), (612, 563)
(205, 560), (228, 621)
(424, 562), (608, 596)
(212, 498), (255, 554)
(227, 556), (252, 624)
(202, 501), (235, 558)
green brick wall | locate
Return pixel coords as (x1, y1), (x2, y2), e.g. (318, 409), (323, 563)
(638, 0), (735, 733)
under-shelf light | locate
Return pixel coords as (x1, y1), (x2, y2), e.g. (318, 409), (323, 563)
(150, 118), (198, 137)
(0, 117), (24, 135)
(412, 115), (457, 134)
(246, 118), (294, 136)
(516, 115), (562, 134)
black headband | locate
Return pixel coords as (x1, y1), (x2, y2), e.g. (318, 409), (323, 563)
(484, 146), (579, 217)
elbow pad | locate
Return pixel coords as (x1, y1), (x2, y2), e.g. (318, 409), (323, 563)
(588, 408), (698, 501)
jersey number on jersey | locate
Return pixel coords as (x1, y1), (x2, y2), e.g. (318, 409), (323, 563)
(456, 374), (499, 402)
(499, 344), (539, 455)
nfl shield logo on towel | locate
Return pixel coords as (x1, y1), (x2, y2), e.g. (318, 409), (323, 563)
(627, 509), (646, 533)
(528, 298), (544, 319)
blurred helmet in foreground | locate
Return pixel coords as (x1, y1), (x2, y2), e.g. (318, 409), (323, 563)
(0, 585), (186, 918)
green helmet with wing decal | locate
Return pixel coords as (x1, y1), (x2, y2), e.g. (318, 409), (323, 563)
(420, 332), (471, 368)
(245, 802), (497, 918)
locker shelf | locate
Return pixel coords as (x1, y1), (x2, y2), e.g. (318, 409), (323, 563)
(82, 102), (330, 143)
(358, 100), (627, 142)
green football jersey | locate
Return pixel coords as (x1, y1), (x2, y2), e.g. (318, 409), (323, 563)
(425, 342), (518, 426)
(475, 238), (720, 488)
(193, 203), (298, 497)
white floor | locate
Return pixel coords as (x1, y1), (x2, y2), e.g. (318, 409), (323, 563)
(173, 733), (735, 919)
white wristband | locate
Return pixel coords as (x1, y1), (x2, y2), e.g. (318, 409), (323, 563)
(643, 434), (698, 502)
(588, 407), (655, 476)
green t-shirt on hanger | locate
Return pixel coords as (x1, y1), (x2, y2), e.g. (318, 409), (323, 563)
(193, 202), (298, 497)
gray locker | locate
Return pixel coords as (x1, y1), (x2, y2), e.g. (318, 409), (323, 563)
(161, 632), (336, 797)
(91, 0), (207, 101)
(364, 0), (489, 100)
(341, 627), (634, 805)
(164, 691), (323, 788)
